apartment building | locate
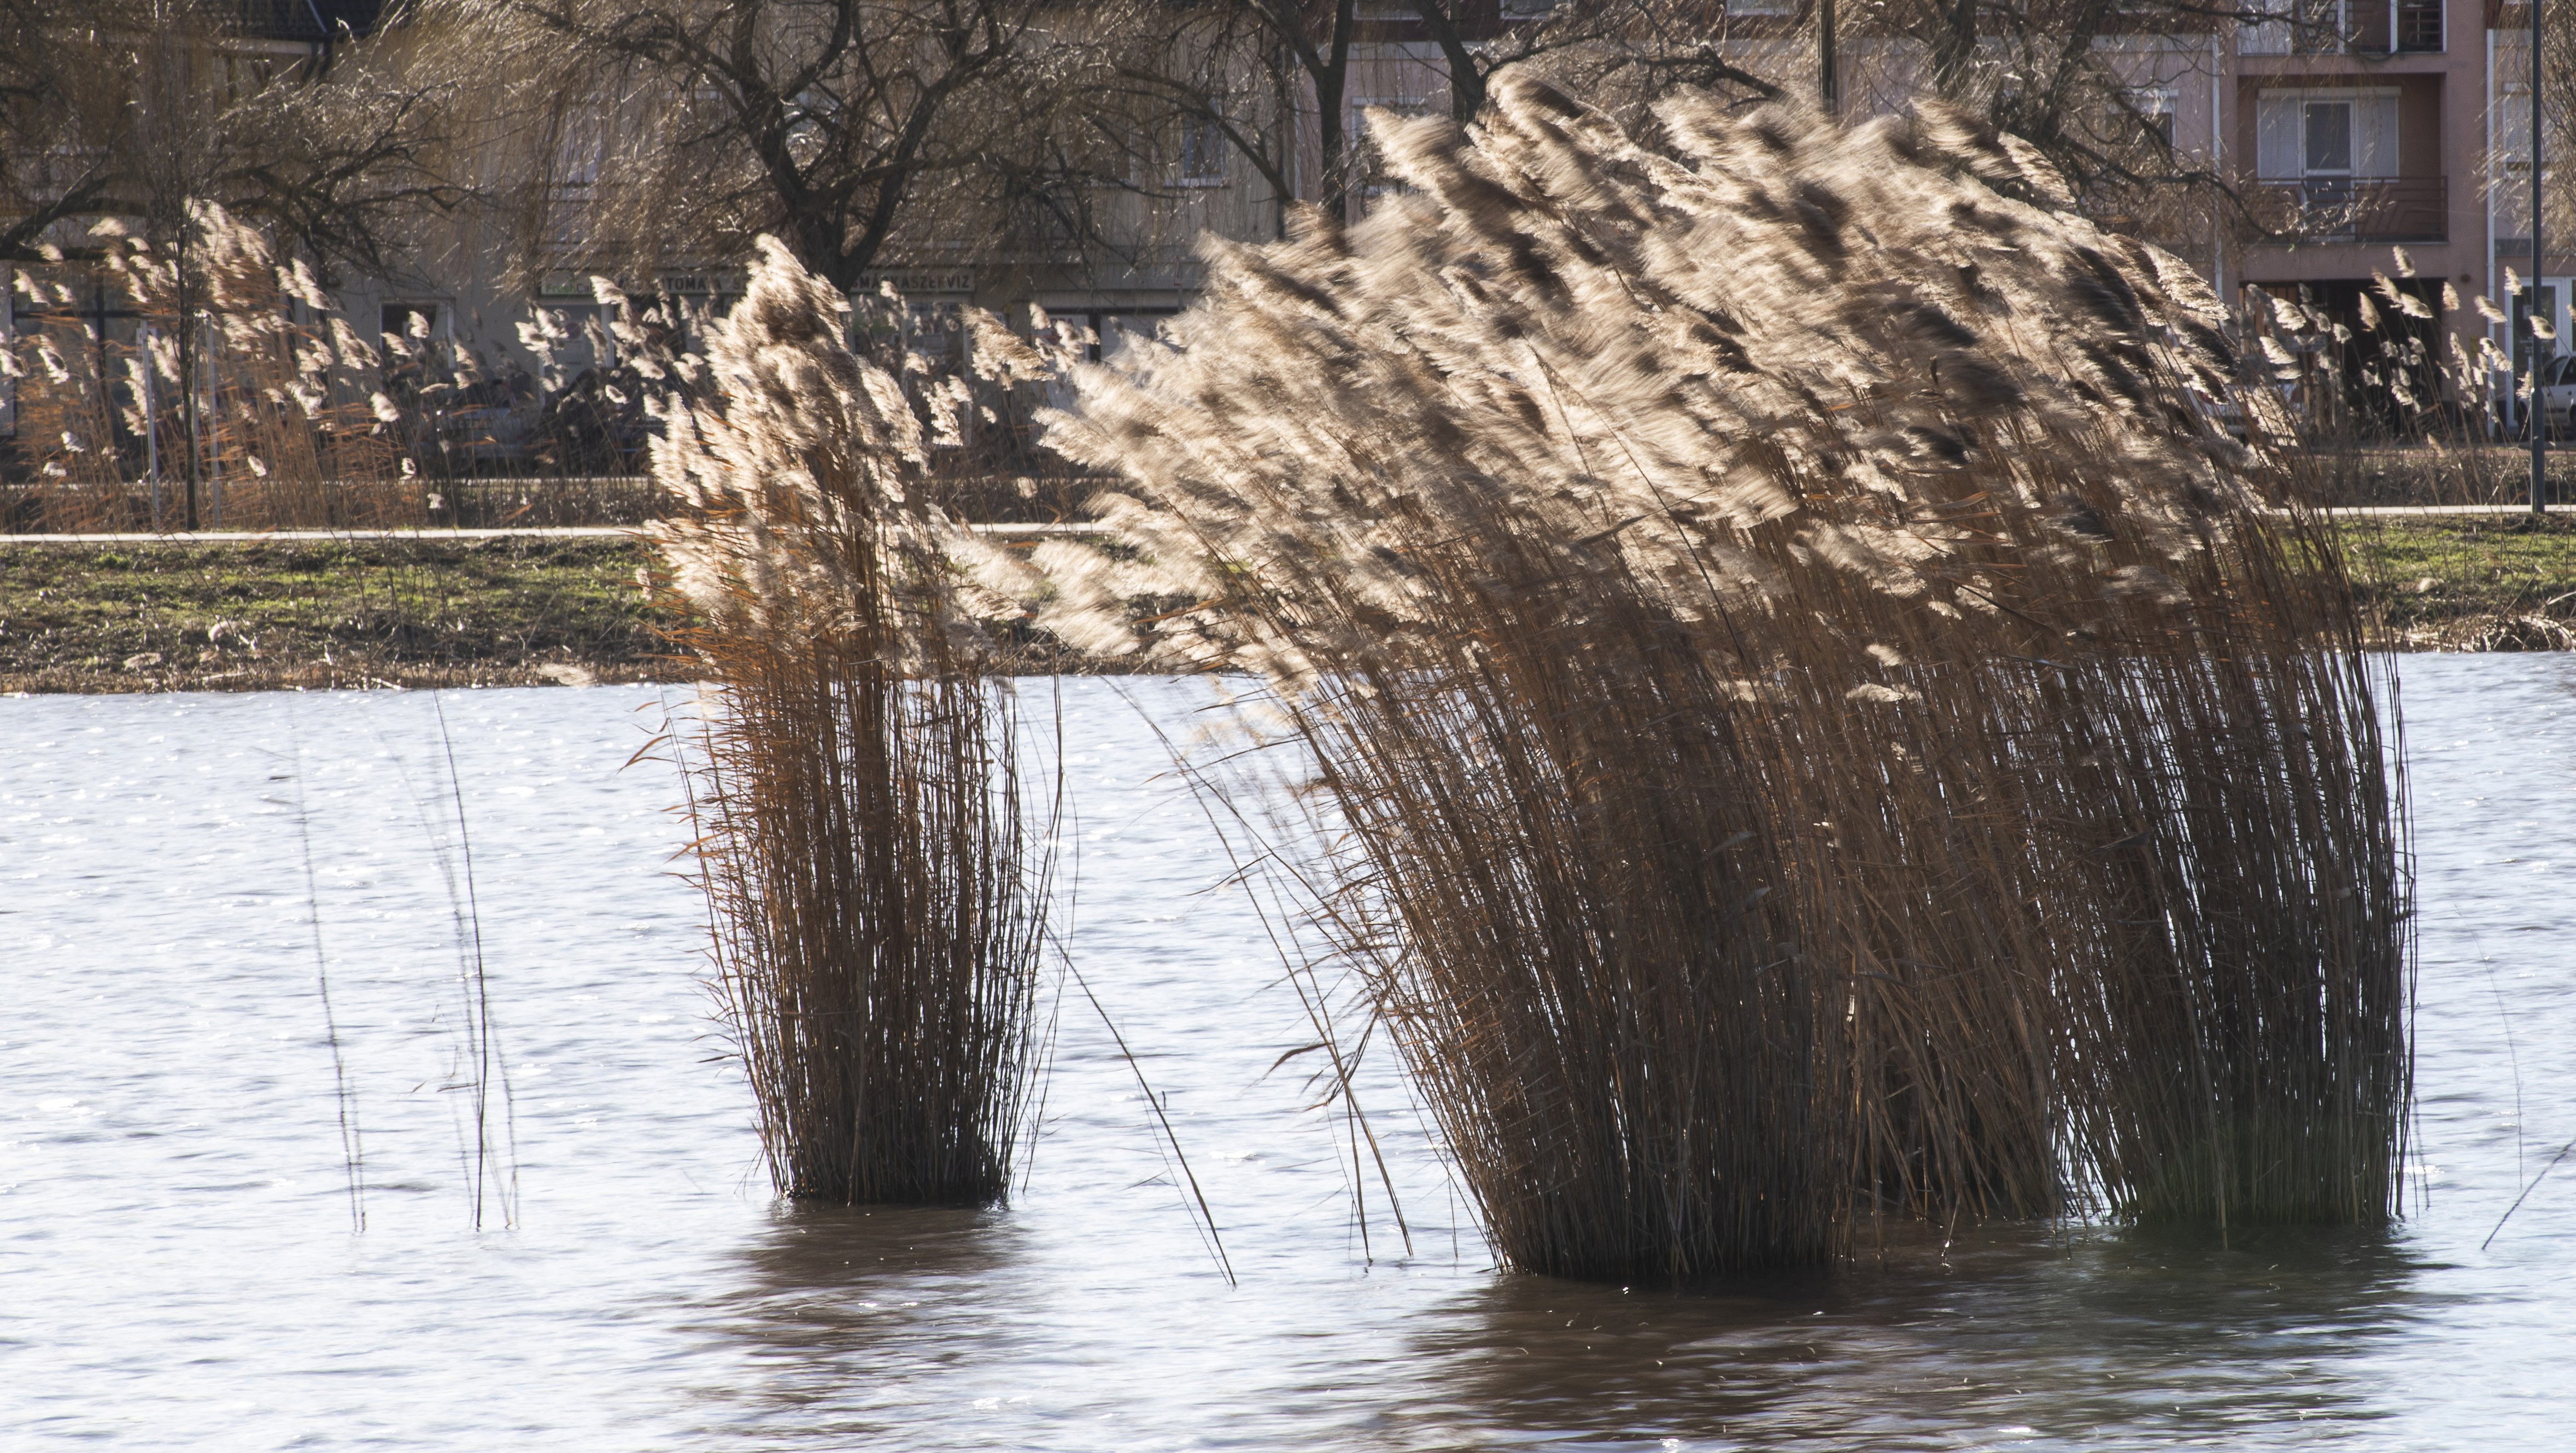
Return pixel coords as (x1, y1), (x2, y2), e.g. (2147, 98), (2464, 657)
(1710, 0), (2554, 429)
(2226, 0), (2548, 425)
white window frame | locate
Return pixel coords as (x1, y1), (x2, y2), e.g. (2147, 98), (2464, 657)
(2254, 86), (2401, 181)
(2302, 98), (2357, 177)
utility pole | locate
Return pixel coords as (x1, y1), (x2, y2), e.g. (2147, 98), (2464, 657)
(2536, 0), (2549, 513)
(178, 219), (199, 533)
(1819, 0), (1840, 115)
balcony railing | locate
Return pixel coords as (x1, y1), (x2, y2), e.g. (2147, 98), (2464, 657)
(2246, 176), (2446, 243)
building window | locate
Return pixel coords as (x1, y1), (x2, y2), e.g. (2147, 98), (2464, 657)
(2513, 282), (2567, 385)
(1178, 118), (1229, 188)
(2241, 0), (2350, 56)
(2395, 0), (2442, 52)
(2132, 87), (2178, 148)
(2304, 100), (2353, 173)
(2255, 89), (2398, 180)
(2499, 82), (2534, 173)
(2241, 1), (2290, 55)
(1729, 0), (1800, 14)
(2252, 88), (2434, 241)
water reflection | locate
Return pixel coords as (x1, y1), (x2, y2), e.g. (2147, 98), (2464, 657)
(689, 1203), (1032, 1440)
(1409, 1223), (2422, 1449)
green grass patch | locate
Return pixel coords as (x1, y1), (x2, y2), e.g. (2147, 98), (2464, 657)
(0, 536), (675, 692)
(2338, 515), (2576, 649)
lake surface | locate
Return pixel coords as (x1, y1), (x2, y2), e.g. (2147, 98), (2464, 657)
(4, 662), (2572, 1450)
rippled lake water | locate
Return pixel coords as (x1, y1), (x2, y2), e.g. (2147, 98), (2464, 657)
(4, 662), (2572, 1450)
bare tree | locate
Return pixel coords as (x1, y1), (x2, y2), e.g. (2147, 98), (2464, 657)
(477, 0), (1148, 292)
(1, 0), (467, 275)
(1110, 1), (1688, 221)
(0, 0), (125, 260)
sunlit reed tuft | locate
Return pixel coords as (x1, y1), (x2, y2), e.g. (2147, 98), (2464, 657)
(653, 240), (1046, 1205)
(1018, 79), (2410, 1276)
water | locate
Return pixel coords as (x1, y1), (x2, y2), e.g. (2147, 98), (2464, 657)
(3, 662), (2571, 1451)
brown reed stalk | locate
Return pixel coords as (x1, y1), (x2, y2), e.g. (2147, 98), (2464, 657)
(1018, 79), (2409, 1274)
(653, 240), (1046, 1205)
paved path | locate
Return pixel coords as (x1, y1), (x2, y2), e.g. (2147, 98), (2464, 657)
(1, 507), (2559, 546)
(0, 522), (1105, 544)
(2308, 504), (2564, 517)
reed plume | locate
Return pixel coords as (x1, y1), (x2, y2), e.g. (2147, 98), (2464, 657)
(1021, 79), (2409, 1275)
(654, 239), (1046, 1205)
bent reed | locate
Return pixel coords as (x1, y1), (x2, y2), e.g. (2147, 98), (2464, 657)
(1012, 80), (2410, 1277)
(654, 241), (1046, 1206)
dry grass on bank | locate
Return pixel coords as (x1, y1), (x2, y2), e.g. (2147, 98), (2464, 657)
(2, 516), (2568, 697)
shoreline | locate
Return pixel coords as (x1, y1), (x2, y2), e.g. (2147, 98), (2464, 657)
(4, 518), (2572, 695)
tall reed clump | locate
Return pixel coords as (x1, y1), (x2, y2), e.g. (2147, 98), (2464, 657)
(652, 239), (1047, 1205)
(1016, 79), (2409, 1276)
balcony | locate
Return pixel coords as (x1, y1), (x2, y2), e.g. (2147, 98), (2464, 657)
(2241, 0), (2444, 54)
(2246, 176), (2446, 244)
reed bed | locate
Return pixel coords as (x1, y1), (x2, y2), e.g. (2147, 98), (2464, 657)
(653, 241), (1046, 1205)
(1018, 80), (2410, 1276)
(7, 206), (415, 530)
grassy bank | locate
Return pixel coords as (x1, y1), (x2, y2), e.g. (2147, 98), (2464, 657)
(4, 519), (2573, 693)
(2344, 514), (2576, 650)
(0, 536), (670, 693)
